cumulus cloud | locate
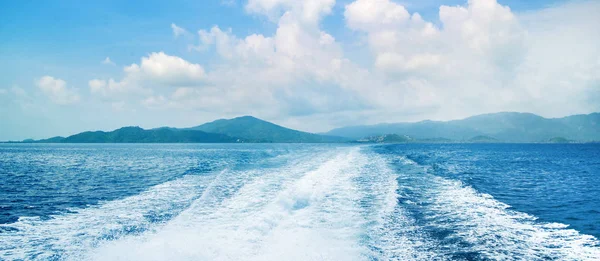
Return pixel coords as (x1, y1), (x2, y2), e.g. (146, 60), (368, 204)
(514, 1), (600, 115)
(126, 52), (205, 85)
(184, 0), (370, 118)
(341, 0), (600, 122)
(36, 76), (80, 105)
(171, 23), (188, 38)
(88, 78), (132, 98)
(89, 52), (205, 99)
(102, 57), (115, 65)
(141, 95), (167, 108)
(85, 0), (600, 131)
(345, 0), (525, 75)
(345, 0), (410, 31)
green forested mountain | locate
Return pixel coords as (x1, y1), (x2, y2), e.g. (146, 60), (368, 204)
(23, 116), (346, 143)
(188, 116), (347, 143)
(32, 127), (240, 143)
(18, 112), (600, 143)
(356, 134), (415, 143)
(325, 112), (600, 142)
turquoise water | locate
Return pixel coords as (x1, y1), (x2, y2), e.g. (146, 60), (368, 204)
(1, 143), (599, 260)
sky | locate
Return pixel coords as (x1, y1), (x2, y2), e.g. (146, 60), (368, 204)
(0, 0), (599, 141)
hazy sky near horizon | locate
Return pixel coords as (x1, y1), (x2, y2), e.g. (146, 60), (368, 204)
(1, 0), (599, 140)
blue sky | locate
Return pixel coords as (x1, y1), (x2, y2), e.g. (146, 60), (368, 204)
(1, 0), (598, 140)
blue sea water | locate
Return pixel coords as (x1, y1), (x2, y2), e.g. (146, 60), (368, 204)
(0, 143), (599, 260)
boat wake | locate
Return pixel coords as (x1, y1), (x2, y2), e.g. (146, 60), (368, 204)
(1, 146), (598, 260)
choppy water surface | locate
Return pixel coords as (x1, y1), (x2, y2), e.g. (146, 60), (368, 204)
(1, 143), (599, 260)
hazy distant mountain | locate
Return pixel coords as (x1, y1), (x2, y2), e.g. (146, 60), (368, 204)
(468, 135), (499, 143)
(325, 112), (600, 142)
(547, 137), (573, 143)
(17, 112), (600, 143)
(188, 116), (346, 143)
(356, 134), (415, 143)
(20, 116), (345, 143)
(353, 134), (499, 144)
(31, 126), (240, 143)
(324, 121), (481, 141)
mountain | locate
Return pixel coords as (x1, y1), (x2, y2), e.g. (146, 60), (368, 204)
(468, 135), (499, 143)
(547, 137), (573, 143)
(18, 113), (600, 143)
(325, 121), (481, 141)
(31, 126), (240, 143)
(188, 116), (346, 143)
(23, 116), (347, 143)
(356, 134), (415, 143)
(325, 112), (600, 142)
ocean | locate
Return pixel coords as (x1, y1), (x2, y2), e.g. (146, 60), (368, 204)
(0, 143), (599, 260)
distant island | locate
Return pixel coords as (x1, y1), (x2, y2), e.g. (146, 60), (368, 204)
(326, 112), (600, 143)
(11, 116), (346, 144)
(6, 112), (600, 144)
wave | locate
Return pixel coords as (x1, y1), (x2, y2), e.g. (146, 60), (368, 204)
(391, 155), (600, 260)
(2, 145), (599, 260)
(355, 154), (446, 260)
(0, 147), (334, 260)
(82, 148), (367, 260)
(423, 176), (599, 260)
(0, 174), (213, 260)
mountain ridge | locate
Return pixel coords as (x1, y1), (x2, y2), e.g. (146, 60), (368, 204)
(28, 126), (240, 143)
(15, 116), (347, 143)
(8, 112), (600, 143)
(325, 112), (600, 142)
(187, 116), (347, 143)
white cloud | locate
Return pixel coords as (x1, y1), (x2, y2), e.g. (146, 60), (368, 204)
(185, 0), (373, 119)
(36, 76), (80, 105)
(178, 0), (600, 130)
(89, 52), (205, 99)
(141, 95), (167, 108)
(345, 0), (410, 31)
(340, 0), (600, 123)
(102, 57), (115, 66)
(375, 52), (442, 72)
(92, 0), (350, 118)
(85, 0), (600, 132)
(89, 79), (107, 94)
(0, 89), (6, 95)
(171, 23), (188, 38)
(88, 78), (133, 98)
(127, 52), (205, 85)
(111, 101), (126, 112)
(171, 87), (198, 100)
(344, 0), (525, 74)
(245, 0), (335, 24)
(512, 1), (600, 115)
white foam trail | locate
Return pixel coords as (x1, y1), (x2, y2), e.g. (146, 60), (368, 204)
(6, 145), (594, 261)
(82, 147), (370, 261)
(0, 175), (214, 260)
(391, 153), (600, 261)
(365, 151), (600, 260)
(0, 146), (336, 260)
(424, 176), (600, 260)
(357, 154), (447, 260)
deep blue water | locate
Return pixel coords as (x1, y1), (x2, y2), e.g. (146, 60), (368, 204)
(0, 143), (599, 260)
